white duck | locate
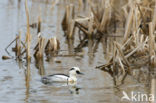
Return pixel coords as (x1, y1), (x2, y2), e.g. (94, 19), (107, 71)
(41, 67), (83, 84)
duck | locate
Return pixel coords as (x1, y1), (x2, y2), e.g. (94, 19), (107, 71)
(41, 67), (83, 84)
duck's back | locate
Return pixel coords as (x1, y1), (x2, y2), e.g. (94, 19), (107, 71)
(41, 74), (69, 84)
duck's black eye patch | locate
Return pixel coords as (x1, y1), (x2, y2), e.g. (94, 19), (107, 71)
(76, 70), (80, 74)
(70, 68), (75, 71)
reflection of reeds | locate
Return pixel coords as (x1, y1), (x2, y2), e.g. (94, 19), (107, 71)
(25, 59), (31, 103)
(35, 58), (45, 76)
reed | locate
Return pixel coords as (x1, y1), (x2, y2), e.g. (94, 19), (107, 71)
(62, 4), (75, 39)
(150, 78), (156, 103)
(93, 0), (156, 85)
(34, 37), (45, 59)
(123, 4), (134, 43)
(16, 33), (21, 58)
(4, 31), (26, 59)
(45, 37), (60, 55)
(25, 0), (31, 61)
(149, 22), (156, 67)
(37, 15), (41, 34)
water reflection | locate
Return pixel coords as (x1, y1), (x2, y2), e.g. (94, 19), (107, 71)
(67, 39), (74, 54)
(42, 81), (81, 95)
(35, 58), (45, 76)
(25, 59), (31, 103)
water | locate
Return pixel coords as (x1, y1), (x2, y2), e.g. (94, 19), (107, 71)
(0, 0), (153, 103)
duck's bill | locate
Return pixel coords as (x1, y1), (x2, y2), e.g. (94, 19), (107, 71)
(77, 71), (84, 75)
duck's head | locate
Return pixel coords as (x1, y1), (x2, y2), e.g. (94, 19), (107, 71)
(69, 67), (84, 77)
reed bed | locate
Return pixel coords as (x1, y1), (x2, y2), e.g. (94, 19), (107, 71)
(62, 0), (156, 87)
(3, 0), (156, 71)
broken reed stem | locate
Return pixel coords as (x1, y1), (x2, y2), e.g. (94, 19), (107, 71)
(66, 4), (75, 39)
(25, 0), (31, 60)
(6, 36), (19, 52)
(17, 33), (21, 57)
(38, 38), (45, 58)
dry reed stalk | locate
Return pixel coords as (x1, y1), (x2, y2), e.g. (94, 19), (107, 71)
(113, 41), (117, 74)
(5, 33), (26, 58)
(125, 43), (144, 59)
(11, 35), (19, 52)
(45, 37), (60, 55)
(12, 34), (23, 58)
(150, 78), (156, 103)
(133, 6), (140, 32)
(88, 13), (94, 38)
(123, 6), (134, 43)
(99, 2), (111, 32)
(25, 0), (31, 60)
(115, 42), (130, 66)
(6, 36), (19, 53)
(37, 16), (41, 34)
(51, 0), (58, 10)
(118, 58), (125, 74)
(17, 33), (21, 58)
(45, 39), (50, 53)
(38, 38), (45, 58)
(149, 22), (156, 67)
(121, 36), (133, 49)
(152, 1), (156, 31)
(75, 21), (90, 36)
(78, 0), (83, 11)
(51, 37), (59, 51)
(34, 37), (45, 59)
(63, 4), (75, 38)
(137, 5), (148, 34)
(68, 20), (75, 38)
